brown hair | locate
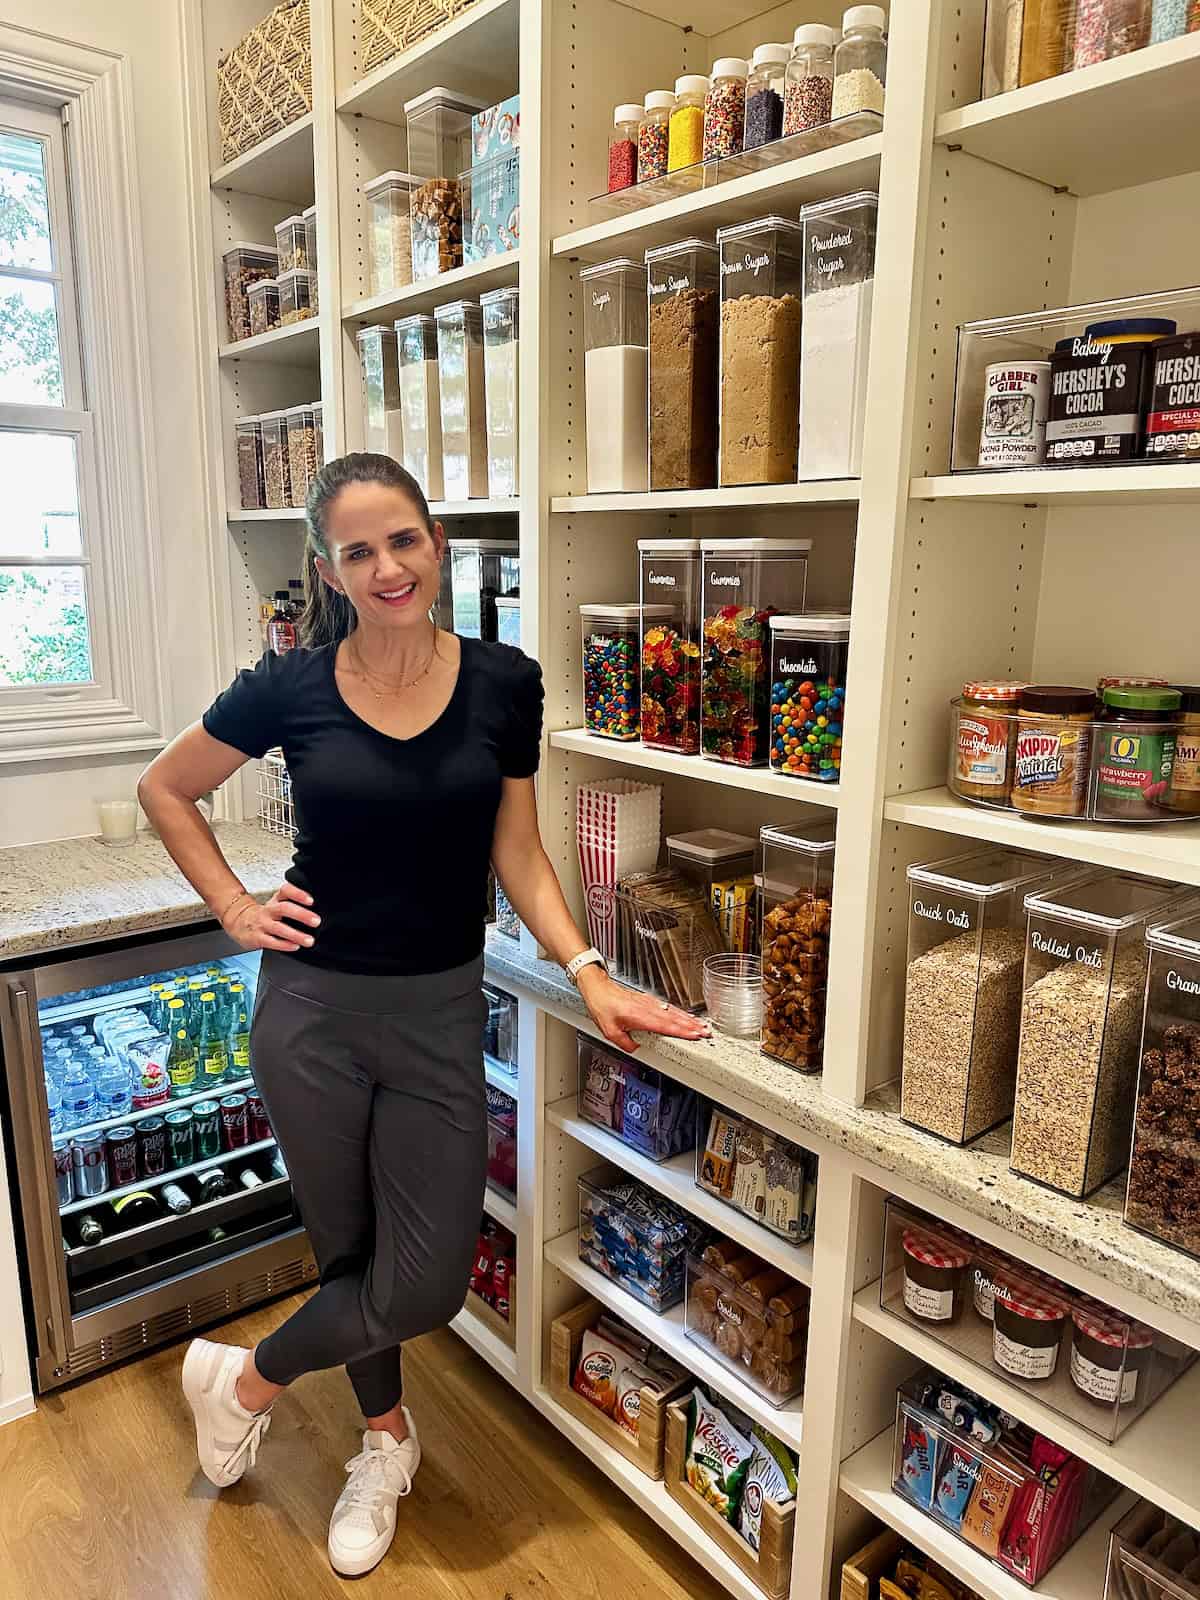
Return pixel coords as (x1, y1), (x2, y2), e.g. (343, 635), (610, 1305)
(299, 453), (436, 649)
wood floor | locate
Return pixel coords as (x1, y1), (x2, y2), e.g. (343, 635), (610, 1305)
(0, 1295), (731, 1600)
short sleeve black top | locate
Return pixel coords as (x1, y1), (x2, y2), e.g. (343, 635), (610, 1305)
(202, 637), (543, 976)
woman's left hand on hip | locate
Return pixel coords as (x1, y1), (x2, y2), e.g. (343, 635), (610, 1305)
(576, 968), (711, 1054)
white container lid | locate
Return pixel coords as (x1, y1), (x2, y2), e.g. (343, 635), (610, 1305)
(275, 213), (305, 230)
(235, 415), (263, 428)
(716, 214), (804, 243)
(224, 241), (277, 256)
(403, 86), (488, 118)
(667, 828), (757, 863)
(1023, 870), (1187, 932)
(452, 537), (518, 551)
(580, 602), (674, 620)
(1147, 904), (1200, 957)
(644, 237), (718, 264)
(301, 204), (317, 221)
(769, 612), (851, 634)
(702, 537), (813, 553)
(637, 538), (702, 552)
(247, 277), (278, 294)
(277, 266), (315, 284)
(395, 312), (437, 330)
(675, 74), (710, 96)
(579, 257), (645, 280)
(759, 819), (837, 854)
(480, 285), (520, 306)
(362, 170), (420, 197)
(357, 323), (396, 342)
(434, 297), (482, 317)
(907, 848), (1069, 899)
(643, 90), (677, 112)
(843, 4), (886, 28)
(751, 42), (791, 68)
(793, 23), (840, 46)
(283, 403), (312, 418)
(614, 102), (643, 123)
(312, 401), (323, 416)
(258, 408), (289, 421)
(711, 57), (749, 78)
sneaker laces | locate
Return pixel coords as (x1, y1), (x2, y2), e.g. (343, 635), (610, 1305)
(338, 1444), (412, 1526)
(223, 1408), (272, 1476)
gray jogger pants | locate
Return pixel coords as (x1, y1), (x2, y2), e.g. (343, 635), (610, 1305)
(249, 950), (489, 1417)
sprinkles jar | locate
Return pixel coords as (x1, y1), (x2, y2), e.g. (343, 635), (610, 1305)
(668, 75), (708, 171)
(609, 103), (641, 192)
(768, 614), (849, 782)
(638, 91), (675, 181)
(784, 24), (839, 135)
(703, 58), (748, 160)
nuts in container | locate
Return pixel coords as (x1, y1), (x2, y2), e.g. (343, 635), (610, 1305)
(260, 410), (292, 510)
(411, 179), (463, 277)
(247, 277), (279, 338)
(273, 213), (308, 273)
(278, 266), (316, 324)
(235, 416), (264, 510)
(759, 821), (835, 1072)
(222, 242), (278, 343)
(285, 405), (318, 509)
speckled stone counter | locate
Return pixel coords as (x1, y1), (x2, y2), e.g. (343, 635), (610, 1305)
(483, 931), (1200, 1334)
(0, 823), (295, 963)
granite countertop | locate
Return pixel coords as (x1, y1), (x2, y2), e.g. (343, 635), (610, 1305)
(483, 931), (1200, 1336)
(0, 822), (295, 963)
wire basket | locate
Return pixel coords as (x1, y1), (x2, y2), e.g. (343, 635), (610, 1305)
(257, 748), (297, 839)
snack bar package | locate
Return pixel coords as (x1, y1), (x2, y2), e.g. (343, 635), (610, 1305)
(684, 1388), (754, 1524)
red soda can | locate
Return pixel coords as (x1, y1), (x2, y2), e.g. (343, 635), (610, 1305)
(247, 1092), (271, 1143)
(219, 1093), (249, 1150)
(106, 1125), (139, 1188)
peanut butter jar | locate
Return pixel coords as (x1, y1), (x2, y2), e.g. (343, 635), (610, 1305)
(953, 680), (1025, 803)
(1011, 685), (1094, 818)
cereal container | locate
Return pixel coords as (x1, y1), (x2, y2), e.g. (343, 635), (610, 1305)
(701, 538), (810, 767)
(638, 539), (702, 754)
(494, 595), (521, 649)
(302, 205), (318, 312)
(902, 850), (1070, 1146)
(461, 152), (520, 263)
(274, 213), (308, 273)
(581, 604), (645, 740)
(395, 314), (443, 499)
(684, 1251), (809, 1403)
(235, 416), (265, 510)
(667, 829), (757, 953)
(312, 401), (324, 469)
(356, 325), (401, 457)
(278, 266), (315, 324)
(768, 615), (849, 781)
(451, 538), (519, 640)
(260, 410), (292, 510)
(581, 258), (648, 493)
(578, 1163), (704, 1311)
(759, 821), (836, 1070)
(577, 1033), (697, 1163)
(799, 191), (878, 478)
(1013, 872), (1189, 1199)
(717, 217), (804, 486)
(435, 299), (489, 500)
(481, 286), (519, 497)
(646, 238), (719, 491)
(362, 172), (416, 297)
(247, 277), (279, 338)
(285, 405), (317, 509)
(222, 242), (277, 343)
(404, 87), (485, 279)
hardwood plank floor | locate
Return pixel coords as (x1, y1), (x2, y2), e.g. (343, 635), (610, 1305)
(0, 1296), (732, 1600)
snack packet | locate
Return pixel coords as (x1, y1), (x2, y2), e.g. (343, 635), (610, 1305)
(737, 1439), (792, 1551)
(684, 1388), (753, 1524)
(572, 1328), (625, 1416)
(615, 1362), (659, 1438)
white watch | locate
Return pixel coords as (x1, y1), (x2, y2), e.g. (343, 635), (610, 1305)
(565, 947), (607, 987)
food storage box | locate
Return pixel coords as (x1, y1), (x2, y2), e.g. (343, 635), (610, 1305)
(247, 277), (280, 338)
(581, 258), (648, 493)
(717, 217), (804, 486)
(482, 983), (517, 1075)
(798, 191), (877, 478)
(285, 405), (317, 509)
(235, 417), (265, 509)
(612, 871), (723, 1010)
(696, 1101), (817, 1245)
(312, 401), (324, 469)
(582, 604), (642, 740)
(302, 205), (318, 312)
(638, 539), (702, 754)
(435, 299), (489, 499)
(470, 94), (520, 165)
(462, 152), (520, 263)
(486, 1081), (517, 1199)
(894, 1368), (1119, 1587)
(1013, 871), (1189, 1198)
(260, 410), (292, 509)
(646, 238), (719, 491)
(578, 1163), (704, 1311)
(666, 829), (757, 952)
(451, 537), (518, 641)
(768, 614), (849, 782)
(1106, 1503), (1200, 1600)
(395, 314), (443, 499)
(223, 242), (277, 343)
(481, 286), (519, 497)
(274, 213), (308, 273)
(278, 266), (315, 324)
(902, 849), (1070, 1146)
(684, 1251), (809, 1404)
(759, 820), (835, 1070)
(404, 87), (484, 279)
(356, 325), (401, 457)
(577, 1032), (697, 1162)
(701, 539), (810, 767)
(494, 594), (521, 649)
(363, 172), (416, 298)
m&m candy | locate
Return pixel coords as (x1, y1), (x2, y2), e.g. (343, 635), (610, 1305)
(581, 606), (641, 741)
(768, 616), (850, 782)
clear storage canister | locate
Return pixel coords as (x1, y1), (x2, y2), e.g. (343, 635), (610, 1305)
(609, 102), (641, 192)
(313, 400), (324, 469)
(668, 74), (707, 171)
(495, 594), (521, 649)
(744, 43), (789, 149)
(760, 820), (836, 1071)
(901, 850), (1069, 1146)
(357, 325), (401, 457)
(799, 190), (878, 478)
(703, 59), (747, 161)
(701, 537), (810, 767)
(285, 405), (317, 509)
(637, 91), (674, 182)
(768, 613), (849, 781)
(396, 314), (443, 500)
(278, 266), (315, 324)
(274, 213), (308, 273)
(435, 299), (489, 500)
(451, 538), (519, 641)
(638, 538), (702, 754)
(784, 24), (838, 135)
(581, 258), (648, 493)
(1013, 872), (1189, 1199)
(247, 277), (279, 338)
(260, 410), (291, 510)
(718, 216), (804, 486)
(363, 172), (416, 298)
(223, 242), (277, 343)
(404, 87), (484, 279)
(666, 829), (757, 951)
(646, 238), (719, 491)
(236, 416), (265, 510)
(832, 5), (887, 117)
(481, 285), (519, 498)
(581, 604), (642, 739)
(302, 204), (318, 312)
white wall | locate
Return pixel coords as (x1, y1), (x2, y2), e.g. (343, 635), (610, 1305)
(0, 0), (219, 848)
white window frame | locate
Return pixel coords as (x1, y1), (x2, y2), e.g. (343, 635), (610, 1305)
(0, 27), (165, 762)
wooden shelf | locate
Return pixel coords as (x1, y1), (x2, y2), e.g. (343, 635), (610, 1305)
(911, 465), (1200, 506)
(551, 482), (860, 513)
(336, 0), (518, 125)
(218, 318), (321, 367)
(550, 729), (842, 808)
(430, 497), (519, 518)
(343, 252), (518, 325)
(210, 114), (314, 204)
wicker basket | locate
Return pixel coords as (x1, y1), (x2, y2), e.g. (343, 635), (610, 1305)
(217, 0), (312, 165)
(360, 0), (484, 76)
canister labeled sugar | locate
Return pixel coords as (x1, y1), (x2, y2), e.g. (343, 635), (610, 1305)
(978, 362), (1050, 468)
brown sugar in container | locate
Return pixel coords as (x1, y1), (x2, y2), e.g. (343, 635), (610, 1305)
(953, 681), (1024, 803)
(1011, 686), (1095, 817)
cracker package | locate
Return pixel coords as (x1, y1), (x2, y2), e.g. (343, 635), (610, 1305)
(684, 1388), (753, 1524)
(730, 1124), (768, 1219)
(615, 1361), (659, 1438)
(572, 1328), (625, 1416)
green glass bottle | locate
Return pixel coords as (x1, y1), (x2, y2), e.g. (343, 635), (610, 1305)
(215, 973), (236, 1035)
(227, 982), (251, 1078)
(185, 978), (207, 1035)
(166, 999), (198, 1098)
(198, 992), (229, 1088)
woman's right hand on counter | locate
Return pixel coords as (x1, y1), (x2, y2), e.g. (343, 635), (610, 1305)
(222, 882), (321, 953)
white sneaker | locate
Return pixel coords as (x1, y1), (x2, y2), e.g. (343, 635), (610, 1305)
(328, 1411), (420, 1577)
(182, 1338), (273, 1489)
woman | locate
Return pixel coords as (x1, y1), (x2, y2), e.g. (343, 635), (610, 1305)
(137, 453), (707, 1577)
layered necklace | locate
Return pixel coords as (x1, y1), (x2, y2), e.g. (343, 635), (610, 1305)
(348, 625), (440, 704)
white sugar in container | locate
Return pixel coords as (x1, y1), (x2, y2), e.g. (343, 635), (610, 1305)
(978, 361), (1050, 468)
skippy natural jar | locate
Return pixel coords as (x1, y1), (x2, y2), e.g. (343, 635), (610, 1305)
(1010, 685), (1095, 817)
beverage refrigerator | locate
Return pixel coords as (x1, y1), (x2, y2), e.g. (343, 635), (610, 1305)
(0, 925), (316, 1393)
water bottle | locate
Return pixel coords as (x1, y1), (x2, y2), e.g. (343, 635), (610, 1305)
(43, 1048), (69, 1088)
(61, 1062), (97, 1130)
(44, 1074), (63, 1135)
(94, 1060), (133, 1120)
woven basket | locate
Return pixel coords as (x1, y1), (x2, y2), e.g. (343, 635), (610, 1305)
(217, 0), (312, 165)
(360, 0), (483, 75)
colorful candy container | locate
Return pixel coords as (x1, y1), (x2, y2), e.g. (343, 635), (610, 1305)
(581, 604), (673, 740)
(768, 614), (849, 781)
(639, 541), (703, 753)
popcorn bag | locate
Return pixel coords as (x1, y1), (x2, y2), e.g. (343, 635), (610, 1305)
(576, 778), (662, 963)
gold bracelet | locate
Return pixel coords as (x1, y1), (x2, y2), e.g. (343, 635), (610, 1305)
(217, 888), (253, 925)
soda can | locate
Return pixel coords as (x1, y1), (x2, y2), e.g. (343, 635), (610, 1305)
(164, 1107), (195, 1170)
(71, 1133), (108, 1198)
(192, 1100), (221, 1160)
(219, 1093), (249, 1150)
(105, 1125), (139, 1188)
(247, 1092), (272, 1143)
(136, 1116), (167, 1178)
(52, 1135), (74, 1205)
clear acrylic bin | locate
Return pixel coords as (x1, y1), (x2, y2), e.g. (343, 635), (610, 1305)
(1106, 1503), (1200, 1600)
(666, 828), (757, 952)
(581, 603), (642, 740)
(894, 1368), (1119, 1587)
(1013, 871), (1191, 1198)
(363, 172), (416, 298)
(462, 152), (520, 263)
(404, 87), (484, 279)
(285, 405), (317, 509)
(494, 594), (521, 649)
(312, 401), (324, 470)
(247, 277), (279, 338)
(357, 325), (401, 457)
(481, 286), (519, 497)
(684, 1250), (810, 1404)
(798, 191), (877, 479)
(222, 242), (277, 343)
(578, 1163), (703, 1311)
(581, 258), (648, 493)
(638, 539), (702, 754)
(278, 266), (315, 324)
(435, 299), (489, 500)
(759, 820), (835, 1070)
(235, 417), (265, 510)
(302, 205), (318, 312)
(717, 216), (804, 486)
(646, 238), (719, 491)
(901, 849), (1070, 1146)
(482, 983), (517, 1075)
(274, 213), (308, 273)
(396, 314), (443, 499)
(695, 1100), (817, 1244)
(260, 410), (291, 510)
(611, 871), (724, 1011)
(577, 1033), (697, 1162)
(768, 614), (849, 782)
(701, 538), (810, 767)
(451, 537), (518, 641)
(486, 1081), (517, 1200)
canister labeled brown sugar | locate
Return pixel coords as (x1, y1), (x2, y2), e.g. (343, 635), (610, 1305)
(953, 681), (1024, 801)
(1012, 686), (1094, 817)
(1169, 686), (1200, 815)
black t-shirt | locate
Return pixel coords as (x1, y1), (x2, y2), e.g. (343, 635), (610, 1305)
(202, 637), (543, 976)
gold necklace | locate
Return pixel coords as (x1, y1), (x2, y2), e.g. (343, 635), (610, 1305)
(349, 628), (440, 702)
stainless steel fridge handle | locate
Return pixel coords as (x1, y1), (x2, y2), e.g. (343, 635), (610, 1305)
(7, 983), (70, 1366)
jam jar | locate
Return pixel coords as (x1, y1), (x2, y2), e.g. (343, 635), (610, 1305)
(901, 1227), (970, 1324)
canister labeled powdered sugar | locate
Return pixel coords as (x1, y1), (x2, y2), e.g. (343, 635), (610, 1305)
(978, 362), (1049, 468)
(798, 191), (877, 479)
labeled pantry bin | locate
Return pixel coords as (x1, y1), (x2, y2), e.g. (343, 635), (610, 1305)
(235, 416), (265, 509)
(577, 1033), (697, 1162)
(901, 848), (1070, 1145)
(1012, 871), (1190, 1199)
(581, 258), (648, 493)
(798, 191), (878, 478)
(639, 539), (702, 754)
(717, 217), (804, 487)
(450, 537), (518, 641)
(581, 604), (644, 740)
(578, 1164), (705, 1312)
(363, 172), (416, 297)
(646, 238), (719, 490)
(759, 820), (835, 1070)
(481, 286), (519, 497)
(701, 538), (810, 767)
(696, 1101), (818, 1246)
(435, 300), (489, 500)
(396, 314), (443, 500)
(685, 1251), (810, 1405)
(356, 325), (401, 456)
(768, 614), (849, 782)
(666, 829), (757, 952)
(404, 87), (484, 279)
(1106, 1503), (1200, 1600)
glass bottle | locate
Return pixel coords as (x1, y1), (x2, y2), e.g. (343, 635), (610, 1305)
(198, 993), (229, 1089)
(668, 74), (708, 171)
(744, 43), (790, 149)
(784, 24), (839, 135)
(608, 103), (641, 192)
(166, 999), (197, 1098)
(268, 591), (296, 654)
(637, 91), (674, 181)
(703, 59), (748, 161)
(227, 983), (251, 1077)
(832, 5), (887, 118)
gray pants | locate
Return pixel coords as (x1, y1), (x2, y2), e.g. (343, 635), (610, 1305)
(249, 950), (488, 1417)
